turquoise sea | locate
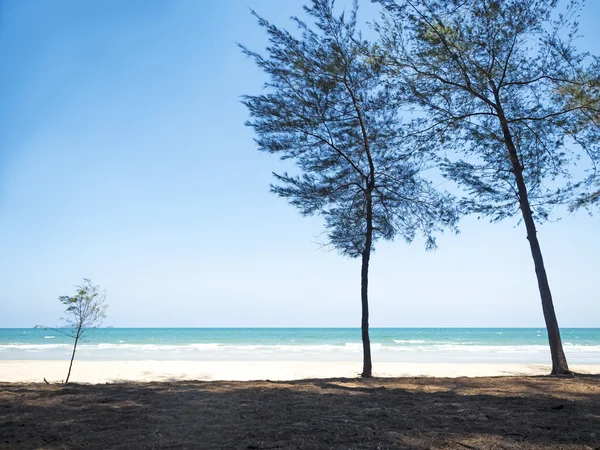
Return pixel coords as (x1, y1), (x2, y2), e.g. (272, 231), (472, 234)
(0, 328), (599, 364)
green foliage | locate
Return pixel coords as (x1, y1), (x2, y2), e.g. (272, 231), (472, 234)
(58, 278), (107, 336)
(375, 0), (600, 221)
(559, 61), (600, 210)
(37, 278), (107, 338)
(241, 0), (457, 257)
(36, 278), (107, 383)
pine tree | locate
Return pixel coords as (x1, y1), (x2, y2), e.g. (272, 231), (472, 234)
(376, 0), (600, 374)
(241, 0), (457, 377)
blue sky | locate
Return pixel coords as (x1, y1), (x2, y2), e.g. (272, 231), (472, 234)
(0, 0), (598, 328)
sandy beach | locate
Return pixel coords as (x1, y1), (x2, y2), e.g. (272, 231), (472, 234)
(2, 375), (599, 449)
(2, 360), (600, 448)
(2, 359), (600, 383)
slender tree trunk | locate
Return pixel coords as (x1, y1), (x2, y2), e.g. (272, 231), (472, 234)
(66, 326), (81, 383)
(361, 191), (374, 378)
(496, 105), (570, 375)
(346, 77), (375, 378)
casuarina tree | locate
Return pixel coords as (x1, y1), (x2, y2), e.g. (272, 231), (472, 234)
(375, 0), (600, 374)
(562, 62), (600, 211)
(241, 0), (457, 377)
(37, 278), (107, 383)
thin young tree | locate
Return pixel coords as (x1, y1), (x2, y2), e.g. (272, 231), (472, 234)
(375, 0), (600, 374)
(241, 0), (457, 376)
(37, 278), (107, 383)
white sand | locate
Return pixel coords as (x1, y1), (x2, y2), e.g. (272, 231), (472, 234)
(1, 360), (599, 384)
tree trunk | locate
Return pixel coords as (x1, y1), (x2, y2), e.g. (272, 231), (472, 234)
(361, 192), (374, 378)
(345, 72), (375, 377)
(66, 326), (81, 384)
(496, 108), (570, 375)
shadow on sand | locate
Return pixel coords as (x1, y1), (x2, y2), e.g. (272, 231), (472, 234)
(1, 375), (599, 449)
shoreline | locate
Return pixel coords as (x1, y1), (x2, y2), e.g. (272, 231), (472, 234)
(2, 360), (599, 384)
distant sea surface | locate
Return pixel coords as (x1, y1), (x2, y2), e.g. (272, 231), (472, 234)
(1, 328), (599, 364)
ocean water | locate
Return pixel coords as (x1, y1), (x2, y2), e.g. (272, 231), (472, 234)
(0, 328), (599, 364)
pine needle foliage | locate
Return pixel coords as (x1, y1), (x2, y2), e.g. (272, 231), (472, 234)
(241, 0), (457, 377)
(376, 0), (599, 220)
(375, 0), (600, 374)
(37, 278), (107, 383)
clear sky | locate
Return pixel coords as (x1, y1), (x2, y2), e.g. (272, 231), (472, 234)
(0, 0), (598, 328)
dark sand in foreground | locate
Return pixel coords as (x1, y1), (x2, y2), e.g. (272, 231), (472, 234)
(1, 375), (599, 449)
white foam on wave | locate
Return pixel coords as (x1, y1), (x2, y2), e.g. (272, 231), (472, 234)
(393, 340), (477, 346)
(564, 343), (600, 349)
(0, 343), (71, 350)
(388, 344), (552, 353)
(344, 342), (383, 350)
(88, 343), (351, 353)
(79, 342), (387, 354)
(3, 342), (600, 362)
(385, 343), (600, 354)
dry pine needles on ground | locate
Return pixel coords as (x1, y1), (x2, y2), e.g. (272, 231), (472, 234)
(1, 375), (599, 449)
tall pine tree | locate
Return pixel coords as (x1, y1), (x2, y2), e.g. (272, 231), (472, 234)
(241, 0), (457, 377)
(376, 0), (600, 374)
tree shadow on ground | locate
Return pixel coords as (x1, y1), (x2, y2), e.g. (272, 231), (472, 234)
(1, 375), (599, 449)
